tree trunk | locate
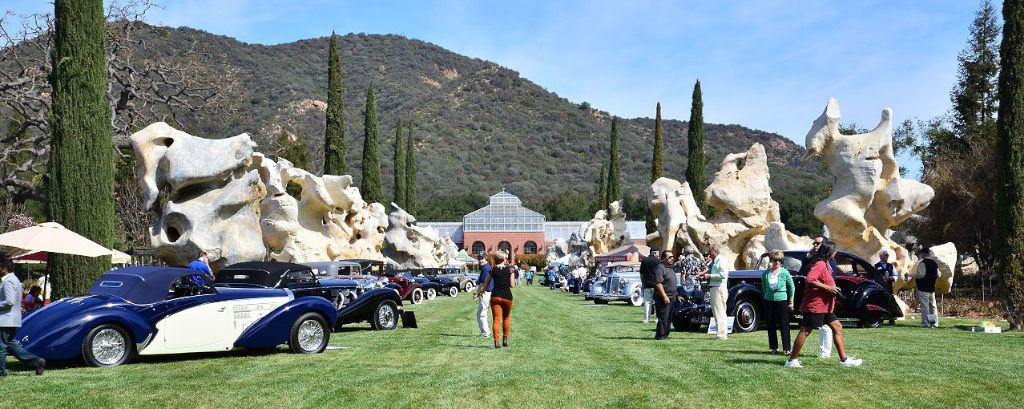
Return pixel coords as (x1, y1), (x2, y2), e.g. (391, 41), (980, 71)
(48, 0), (114, 298)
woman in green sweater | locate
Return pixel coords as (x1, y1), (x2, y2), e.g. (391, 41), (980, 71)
(761, 250), (795, 354)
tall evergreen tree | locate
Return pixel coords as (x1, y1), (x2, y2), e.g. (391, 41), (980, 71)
(48, 0), (114, 297)
(995, 0), (1024, 330)
(686, 79), (707, 213)
(648, 102), (665, 233)
(953, 0), (1001, 143)
(607, 118), (621, 206)
(360, 85), (384, 203)
(324, 32), (346, 175)
(393, 120), (407, 208)
(598, 163), (608, 211)
(405, 125), (418, 214)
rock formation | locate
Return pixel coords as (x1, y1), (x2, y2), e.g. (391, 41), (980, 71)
(546, 238), (568, 263)
(130, 122), (266, 269)
(255, 155), (387, 263)
(804, 98), (953, 285)
(647, 143), (808, 269)
(131, 122), (390, 269)
(582, 201), (631, 258)
(383, 204), (445, 268)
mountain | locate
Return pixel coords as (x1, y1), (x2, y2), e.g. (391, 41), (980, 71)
(4, 24), (830, 233)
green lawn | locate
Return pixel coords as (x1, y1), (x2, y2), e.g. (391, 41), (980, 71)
(2, 285), (1022, 408)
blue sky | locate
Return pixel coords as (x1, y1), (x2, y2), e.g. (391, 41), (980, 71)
(5, 1), (987, 178)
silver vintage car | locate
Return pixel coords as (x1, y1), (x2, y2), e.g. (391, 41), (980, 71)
(589, 261), (644, 306)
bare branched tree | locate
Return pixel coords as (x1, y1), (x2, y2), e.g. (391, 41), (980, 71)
(0, 0), (239, 203)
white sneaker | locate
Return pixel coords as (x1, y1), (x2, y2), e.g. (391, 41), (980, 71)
(819, 352), (831, 359)
(784, 359), (803, 368)
(643, 319), (649, 323)
(840, 357), (863, 367)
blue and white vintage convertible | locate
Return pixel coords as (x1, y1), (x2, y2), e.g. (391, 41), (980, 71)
(15, 266), (338, 367)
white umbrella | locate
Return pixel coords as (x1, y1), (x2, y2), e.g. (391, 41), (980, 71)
(0, 222), (113, 258)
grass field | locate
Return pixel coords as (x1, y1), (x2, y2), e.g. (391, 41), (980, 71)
(2, 284), (1022, 408)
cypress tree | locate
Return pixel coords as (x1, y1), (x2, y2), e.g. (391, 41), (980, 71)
(598, 163), (608, 211)
(393, 119), (407, 208)
(648, 102), (665, 233)
(48, 0), (114, 297)
(686, 79), (707, 213)
(607, 118), (621, 206)
(405, 124), (417, 214)
(360, 85), (384, 203)
(995, 0), (1024, 330)
(324, 32), (346, 175)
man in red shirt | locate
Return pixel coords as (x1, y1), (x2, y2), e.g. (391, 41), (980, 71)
(785, 240), (862, 368)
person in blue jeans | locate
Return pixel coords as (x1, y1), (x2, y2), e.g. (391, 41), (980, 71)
(473, 252), (494, 338)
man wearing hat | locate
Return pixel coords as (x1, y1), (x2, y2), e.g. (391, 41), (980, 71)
(911, 246), (940, 327)
(0, 257), (45, 376)
(472, 252), (494, 338)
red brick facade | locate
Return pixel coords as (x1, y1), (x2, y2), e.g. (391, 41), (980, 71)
(463, 231), (546, 255)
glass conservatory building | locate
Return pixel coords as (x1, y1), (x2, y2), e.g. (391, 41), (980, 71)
(419, 191), (648, 255)
(461, 192), (546, 255)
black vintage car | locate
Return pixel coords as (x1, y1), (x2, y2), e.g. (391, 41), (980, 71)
(672, 250), (903, 333)
(217, 262), (403, 331)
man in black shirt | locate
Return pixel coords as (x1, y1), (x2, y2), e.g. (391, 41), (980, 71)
(639, 249), (660, 323)
(653, 251), (678, 340)
(911, 246), (940, 328)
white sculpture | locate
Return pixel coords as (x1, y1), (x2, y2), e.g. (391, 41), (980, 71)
(582, 202), (626, 258)
(255, 155), (387, 263)
(804, 98), (952, 283)
(546, 238), (568, 263)
(131, 122), (390, 269)
(647, 143), (807, 269)
(130, 122), (266, 269)
(383, 204), (444, 268)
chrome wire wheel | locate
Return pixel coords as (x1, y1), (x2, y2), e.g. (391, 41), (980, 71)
(297, 319), (325, 352)
(91, 328), (127, 366)
(378, 304), (396, 329)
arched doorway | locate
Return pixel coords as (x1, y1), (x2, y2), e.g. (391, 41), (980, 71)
(524, 241), (538, 254)
(498, 241), (512, 253)
(471, 241), (486, 255)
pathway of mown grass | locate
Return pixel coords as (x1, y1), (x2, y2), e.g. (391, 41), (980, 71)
(2, 285), (1023, 408)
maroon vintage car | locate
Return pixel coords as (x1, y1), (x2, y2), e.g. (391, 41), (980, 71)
(384, 275), (425, 305)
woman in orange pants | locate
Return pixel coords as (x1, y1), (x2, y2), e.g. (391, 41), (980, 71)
(477, 250), (514, 348)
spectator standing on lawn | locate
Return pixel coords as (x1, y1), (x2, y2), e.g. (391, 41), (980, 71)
(808, 235), (834, 358)
(785, 240), (863, 368)
(761, 250), (795, 355)
(473, 252), (494, 338)
(0, 257), (45, 376)
(187, 251), (214, 284)
(653, 251), (678, 340)
(679, 246), (705, 285)
(911, 246), (940, 328)
(478, 250), (515, 349)
(875, 250), (897, 293)
(700, 244), (729, 340)
(525, 268), (534, 285)
(639, 249), (660, 324)
(22, 285), (45, 314)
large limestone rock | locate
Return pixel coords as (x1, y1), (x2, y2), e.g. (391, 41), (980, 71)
(255, 155), (387, 263)
(131, 122), (390, 269)
(647, 143), (807, 269)
(804, 98), (952, 284)
(130, 122), (266, 269)
(582, 201), (630, 258)
(546, 238), (568, 263)
(384, 204), (444, 268)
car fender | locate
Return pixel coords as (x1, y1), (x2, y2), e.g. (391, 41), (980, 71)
(234, 296), (338, 349)
(336, 288), (403, 326)
(853, 285), (901, 317)
(726, 283), (762, 312)
(16, 298), (156, 361)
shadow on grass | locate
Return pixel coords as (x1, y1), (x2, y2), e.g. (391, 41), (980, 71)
(441, 343), (495, 349)
(437, 333), (476, 338)
(597, 336), (654, 340)
(728, 358), (780, 365)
